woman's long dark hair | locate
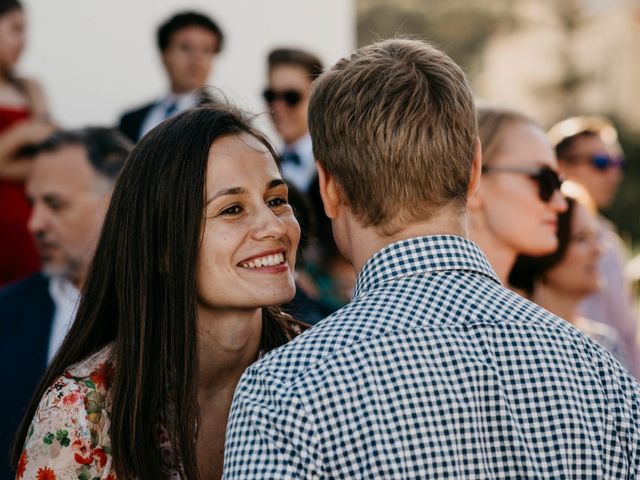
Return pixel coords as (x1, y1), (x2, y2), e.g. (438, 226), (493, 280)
(12, 106), (292, 479)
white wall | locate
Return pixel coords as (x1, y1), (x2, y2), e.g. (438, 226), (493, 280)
(19, 0), (355, 139)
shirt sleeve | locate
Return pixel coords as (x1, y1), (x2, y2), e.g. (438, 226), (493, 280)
(223, 366), (322, 479)
(16, 375), (114, 480)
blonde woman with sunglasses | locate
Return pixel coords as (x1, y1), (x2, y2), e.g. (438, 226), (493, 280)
(469, 106), (567, 284)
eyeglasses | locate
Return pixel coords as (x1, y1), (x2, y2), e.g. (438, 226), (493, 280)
(262, 88), (303, 107)
(567, 153), (627, 171)
(481, 165), (563, 202)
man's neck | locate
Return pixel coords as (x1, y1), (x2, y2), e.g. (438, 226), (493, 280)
(344, 205), (468, 274)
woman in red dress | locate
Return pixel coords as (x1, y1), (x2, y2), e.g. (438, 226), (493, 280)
(0, 0), (54, 286)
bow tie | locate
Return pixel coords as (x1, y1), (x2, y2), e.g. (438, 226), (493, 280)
(280, 151), (301, 166)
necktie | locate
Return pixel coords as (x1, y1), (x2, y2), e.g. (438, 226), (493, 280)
(281, 151), (301, 166)
(164, 101), (178, 119)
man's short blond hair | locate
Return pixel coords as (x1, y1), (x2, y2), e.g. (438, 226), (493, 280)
(308, 39), (477, 235)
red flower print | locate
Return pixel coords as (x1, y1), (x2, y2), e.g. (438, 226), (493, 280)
(36, 467), (57, 480)
(62, 391), (80, 406)
(106, 474), (116, 480)
(91, 363), (115, 389)
(16, 451), (27, 479)
(72, 439), (91, 465)
(93, 447), (108, 468)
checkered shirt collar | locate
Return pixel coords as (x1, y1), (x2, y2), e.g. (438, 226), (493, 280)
(353, 234), (501, 300)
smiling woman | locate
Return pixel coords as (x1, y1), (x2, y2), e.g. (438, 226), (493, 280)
(11, 106), (304, 480)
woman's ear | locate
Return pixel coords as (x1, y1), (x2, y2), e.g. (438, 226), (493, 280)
(317, 162), (342, 220)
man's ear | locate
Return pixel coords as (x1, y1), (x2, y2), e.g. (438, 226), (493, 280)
(317, 162), (341, 220)
(467, 138), (483, 210)
(467, 138), (482, 197)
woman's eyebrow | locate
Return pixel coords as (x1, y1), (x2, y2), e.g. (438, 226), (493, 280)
(206, 179), (285, 205)
(267, 178), (285, 189)
(206, 187), (246, 205)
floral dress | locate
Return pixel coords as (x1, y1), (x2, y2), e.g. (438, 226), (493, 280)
(17, 347), (118, 480)
(17, 319), (308, 479)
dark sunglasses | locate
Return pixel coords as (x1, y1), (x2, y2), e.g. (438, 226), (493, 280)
(578, 153), (627, 171)
(262, 88), (302, 107)
(481, 165), (563, 202)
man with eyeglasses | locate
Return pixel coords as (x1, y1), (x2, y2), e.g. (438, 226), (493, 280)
(549, 115), (639, 378)
(264, 48), (323, 193)
(118, 11), (223, 143)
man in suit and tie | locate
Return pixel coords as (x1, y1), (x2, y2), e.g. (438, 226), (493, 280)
(0, 128), (130, 480)
(264, 48), (323, 193)
(118, 11), (224, 143)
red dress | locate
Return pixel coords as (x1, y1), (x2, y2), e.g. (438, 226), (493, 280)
(0, 105), (40, 287)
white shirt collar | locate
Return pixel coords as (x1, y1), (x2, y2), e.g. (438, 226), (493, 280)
(47, 276), (80, 363)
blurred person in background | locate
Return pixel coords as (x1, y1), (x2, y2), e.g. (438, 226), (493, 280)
(282, 181), (334, 325)
(0, 0), (54, 287)
(265, 47), (356, 313)
(118, 11), (224, 143)
(264, 47), (322, 194)
(468, 106), (567, 284)
(12, 107), (304, 480)
(549, 115), (639, 377)
(0, 127), (130, 480)
(510, 181), (629, 370)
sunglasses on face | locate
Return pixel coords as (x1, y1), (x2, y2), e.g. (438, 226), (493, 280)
(262, 88), (303, 107)
(481, 165), (563, 202)
(575, 153), (627, 171)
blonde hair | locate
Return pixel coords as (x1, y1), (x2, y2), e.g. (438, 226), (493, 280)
(548, 115), (622, 159)
(308, 39), (477, 235)
(477, 105), (542, 167)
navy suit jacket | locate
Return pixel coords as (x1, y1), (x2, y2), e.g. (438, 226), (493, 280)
(117, 102), (154, 144)
(0, 273), (53, 480)
(117, 92), (217, 143)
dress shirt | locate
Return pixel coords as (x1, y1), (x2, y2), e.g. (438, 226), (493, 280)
(139, 91), (200, 139)
(280, 133), (316, 192)
(224, 235), (640, 479)
(47, 275), (79, 363)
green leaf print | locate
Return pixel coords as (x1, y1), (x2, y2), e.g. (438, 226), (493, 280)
(43, 432), (54, 445)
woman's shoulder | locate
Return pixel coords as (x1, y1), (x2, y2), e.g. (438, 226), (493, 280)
(12, 76), (48, 118)
(65, 345), (114, 380)
(17, 346), (116, 479)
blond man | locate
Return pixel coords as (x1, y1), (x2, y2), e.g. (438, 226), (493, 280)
(224, 40), (639, 479)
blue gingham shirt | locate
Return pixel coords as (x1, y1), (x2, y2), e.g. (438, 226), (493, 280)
(224, 235), (640, 479)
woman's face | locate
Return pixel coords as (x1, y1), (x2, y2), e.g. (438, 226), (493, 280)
(479, 122), (567, 256)
(196, 133), (300, 313)
(543, 203), (602, 297)
(0, 8), (25, 72)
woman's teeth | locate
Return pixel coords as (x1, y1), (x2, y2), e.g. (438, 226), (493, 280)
(241, 253), (285, 268)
